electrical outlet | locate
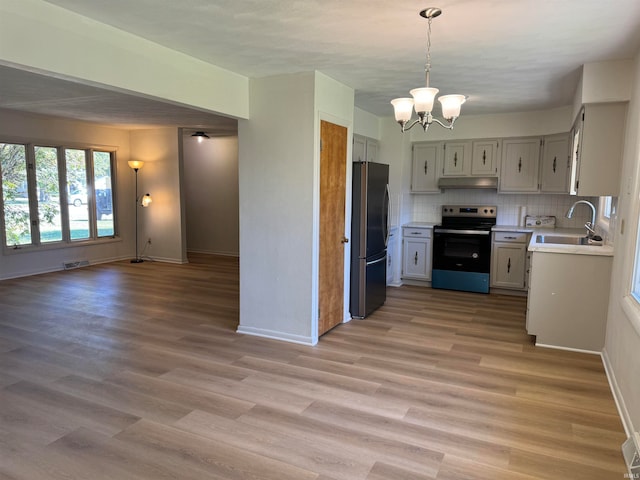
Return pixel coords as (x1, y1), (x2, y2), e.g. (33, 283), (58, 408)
(147, 237), (152, 245)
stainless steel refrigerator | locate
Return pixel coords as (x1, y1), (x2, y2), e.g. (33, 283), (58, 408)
(350, 161), (390, 319)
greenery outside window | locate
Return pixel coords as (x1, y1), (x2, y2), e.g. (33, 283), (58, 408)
(0, 141), (117, 250)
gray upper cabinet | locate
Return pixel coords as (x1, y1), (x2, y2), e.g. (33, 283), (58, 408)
(570, 103), (627, 196)
(499, 137), (542, 193)
(540, 133), (570, 193)
(366, 138), (379, 163)
(471, 139), (500, 176)
(353, 135), (366, 162)
(411, 142), (441, 193)
(442, 141), (471, 176)
(353, 134), (380, 164)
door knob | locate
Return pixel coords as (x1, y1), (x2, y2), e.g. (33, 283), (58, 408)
(341, 236), (349, 244)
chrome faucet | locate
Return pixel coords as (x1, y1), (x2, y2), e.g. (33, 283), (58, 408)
(566, 200), (596, 238)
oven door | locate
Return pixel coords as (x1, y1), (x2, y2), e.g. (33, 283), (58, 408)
(432, 228), (492, 273)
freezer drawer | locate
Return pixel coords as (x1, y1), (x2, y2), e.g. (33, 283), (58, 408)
(350, 253), (387, 319)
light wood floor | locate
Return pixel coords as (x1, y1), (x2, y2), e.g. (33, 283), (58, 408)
(0, 253), (627, 479)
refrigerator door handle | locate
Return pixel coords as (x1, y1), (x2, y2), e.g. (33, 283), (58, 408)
(383, 184), (391, 247)
(366, 255), (387, 267)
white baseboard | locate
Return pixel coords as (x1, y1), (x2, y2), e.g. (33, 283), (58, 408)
(236, 325), (317, 346)
(534, 342), (601, 355)
(187, 249), (239, 257)
(144, 256), (188, 264)
(602, 348), (635, 438)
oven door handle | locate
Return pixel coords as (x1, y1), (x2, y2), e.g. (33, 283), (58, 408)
(435, 229), (491, 235)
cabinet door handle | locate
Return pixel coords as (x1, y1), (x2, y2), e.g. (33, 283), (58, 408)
(552, 156), (557, 173)
(507, 257), (511, 274)
(482, 149), (487, 165)
(414, 252), (418, 265)
(424, 161), (428, 175)
(504, 236), (517, 240)
(518, 157), (522, 173)
(454, 152), (458, 167)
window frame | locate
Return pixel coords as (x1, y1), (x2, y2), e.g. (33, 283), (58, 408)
(0, 139), (119, 254)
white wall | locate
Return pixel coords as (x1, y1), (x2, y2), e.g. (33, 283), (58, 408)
(237, 72), (354, 345)
(0, 109), (134, 279)
(314, 71), (355, 339)
(182, 133), (239, 256)
(603, 52), (640, 438)
(354, 108), (380, 139)
(130, 128), (186, 263)
(408, 106), (573, 143)
(238, 73), (317, 344)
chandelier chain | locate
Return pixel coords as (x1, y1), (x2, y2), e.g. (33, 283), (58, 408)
(425, 16), (432, 87)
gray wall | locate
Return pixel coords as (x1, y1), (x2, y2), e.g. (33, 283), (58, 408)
(183, 134), (239, 256)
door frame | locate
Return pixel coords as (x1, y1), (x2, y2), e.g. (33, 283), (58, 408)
(311, 112), (353, 345)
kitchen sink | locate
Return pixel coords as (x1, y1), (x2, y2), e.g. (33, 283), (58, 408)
(535, 234), (601, 246)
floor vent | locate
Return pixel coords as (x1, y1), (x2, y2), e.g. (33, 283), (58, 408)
(63, 260), (90, 270)
(622, 432), (640, 478)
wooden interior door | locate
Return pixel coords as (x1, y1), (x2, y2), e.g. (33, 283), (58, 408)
(318, 120), (348, 336)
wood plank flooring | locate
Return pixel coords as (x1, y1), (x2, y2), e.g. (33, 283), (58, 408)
(0, 253), (627, 479)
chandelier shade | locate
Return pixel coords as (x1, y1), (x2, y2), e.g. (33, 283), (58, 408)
(410, 87), (439, 115)
(439, 94), (466, 120)
(390, 7), (467, 133)
(390, 98), (415, 124)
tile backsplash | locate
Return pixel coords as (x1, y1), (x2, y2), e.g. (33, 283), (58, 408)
(404, 190), (598, 229)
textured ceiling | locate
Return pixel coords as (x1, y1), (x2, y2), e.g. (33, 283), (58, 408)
(3, 0), (640, 127)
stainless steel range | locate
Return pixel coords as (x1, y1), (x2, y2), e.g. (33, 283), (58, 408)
(432, 205), (497, 294)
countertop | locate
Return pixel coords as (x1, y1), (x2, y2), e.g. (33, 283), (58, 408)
(403, 222), (438, 228)
(493, 224), (535, 233)
(405, 223), (614, 256)
(527, 228), (614, 256)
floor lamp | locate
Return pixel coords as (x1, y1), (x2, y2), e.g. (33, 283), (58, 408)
(128, 160), (145, 263)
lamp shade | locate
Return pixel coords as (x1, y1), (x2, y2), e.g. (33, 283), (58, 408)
(128, 160), (145, 170)
(410, 87), (439, 114)
(141, 193), (152, 207)
(390, 98), (415, 123)
(438, 94), (466, 120)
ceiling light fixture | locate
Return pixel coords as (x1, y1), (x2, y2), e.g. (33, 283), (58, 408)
(391, 7), (467, 133)
(191, 131), (210, 143)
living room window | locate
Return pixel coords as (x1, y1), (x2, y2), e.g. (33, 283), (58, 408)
(0, 142), (117, 250)
(633, 222), (640, 304)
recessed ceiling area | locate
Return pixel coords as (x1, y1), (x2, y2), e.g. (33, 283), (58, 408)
(0, 64), (238, 133)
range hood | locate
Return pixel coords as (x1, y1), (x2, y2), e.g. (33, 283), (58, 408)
(437, 176), (498, 189)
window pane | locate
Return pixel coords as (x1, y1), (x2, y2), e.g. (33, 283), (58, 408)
(66, 149), (90, 240)
(35, 146), (63, 243)
(1, 143), (32, 246)
(633, 213), (640, 303)
(603, 196), (612, 219)
(93, 151), (114, 237)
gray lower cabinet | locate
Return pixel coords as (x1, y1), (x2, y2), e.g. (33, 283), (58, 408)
(402, 226), (432, 281)
(526, 251), (612, 351)
(491, 231), (530, 290)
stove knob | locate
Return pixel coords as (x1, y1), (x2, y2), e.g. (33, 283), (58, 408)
(483, 209), (488, 214)
(490, 209), (495, 214)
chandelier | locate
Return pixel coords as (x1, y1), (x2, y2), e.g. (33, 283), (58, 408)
(391, 7), (466, 133)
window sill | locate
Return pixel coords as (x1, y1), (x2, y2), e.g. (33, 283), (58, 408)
(3, 236), (122, 255)
(621, 294), (640, 338)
